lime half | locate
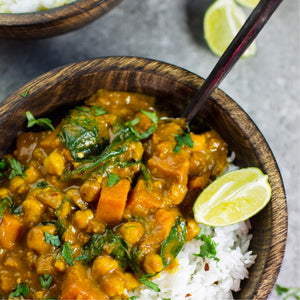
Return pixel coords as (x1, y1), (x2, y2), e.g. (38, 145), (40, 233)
(203, 0), (257, 58)
(193, 167), (272, 226)
(235, 0), (259, 9)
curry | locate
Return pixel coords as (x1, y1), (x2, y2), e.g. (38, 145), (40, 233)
(0, 89), (228, 299)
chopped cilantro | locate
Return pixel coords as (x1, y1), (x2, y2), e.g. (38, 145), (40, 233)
(127, 110), (158, 139)
(76, 106), (90, 113)
(26, 111), (55, 131)
(62, 242), (74, 265)
(0, 158), (6, 178)
(92, 106), (107, 116)
(107, 173), (120, 187)
(9, 282), (30, 298)
(174, 131), (194, 153)
(44, 231), (61, 247)
(39, 274), (53, 289)
(275, 284), (300, 299)
(194, 234), (219, 262)
(139, 274), (160, 292)
(19, 87), (30, 98)
(8, 158), (26, 180)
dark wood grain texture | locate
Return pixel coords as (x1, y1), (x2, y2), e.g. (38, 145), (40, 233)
(0, 57), (287, 299)
(0, 0), (123, 39)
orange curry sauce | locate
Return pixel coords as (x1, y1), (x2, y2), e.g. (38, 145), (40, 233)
(0, 90), (228, 299)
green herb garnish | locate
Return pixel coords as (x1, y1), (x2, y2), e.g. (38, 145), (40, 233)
(19, 87), (30, 98)
(39, 274), (53, 289)
(139, 274), (160, 292)
(127, 110), (158, 139)
(26, 111), (55, 131)
(92, 106), (107, 116)
(161, 217), (186, 267)
(44, 231), (61, 247)
(174, 131), (194, 153)
(275, 284), (300, 299)
(0, 158), (6, 178)
(9, 282), (30, 298)
(0, 197), (12, 220)
(36, 181), (49, 188)
(62, 242), (74, 265)
(8, 158), (26, 180)
(194, 234), (219, 262)
(107, 173), (120, 187)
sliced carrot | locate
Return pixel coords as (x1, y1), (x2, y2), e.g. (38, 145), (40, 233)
(0, 215), (24, 250)
(95, 179), (131, 225)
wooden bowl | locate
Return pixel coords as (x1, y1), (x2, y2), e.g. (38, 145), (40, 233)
(0, 57), (287, 299)
(0, 0), (123, 39)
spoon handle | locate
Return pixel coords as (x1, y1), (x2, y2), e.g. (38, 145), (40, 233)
(183, 0), (283, 123)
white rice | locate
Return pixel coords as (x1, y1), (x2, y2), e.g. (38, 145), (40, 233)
(128, 220), (256, 300)
(0, 0), (75, 13)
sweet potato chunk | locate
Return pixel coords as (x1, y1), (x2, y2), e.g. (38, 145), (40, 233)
(95, 179), (131, 225)
(0, 215), (24, 250)
(61, 263), (108, 300)
(125, 179), (162, 217)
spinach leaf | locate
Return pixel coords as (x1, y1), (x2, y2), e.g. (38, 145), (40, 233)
(44, 231), (61, 247)
(26, 111), (54, 131)
(107, 173), (120, 187)
(174, 131), (194, 153)
(160, 217), (186, 267)
(139, 274), (160, 292)
(9, 282), (30, 298)
(78, 230), (141, 273)
(0, 197), (12, 220)
(0, 158), (6, 178)
(58, 108), (108, 162)
(8, 158), (26, 180)
(62, 242), (74, 266)
(39, 274), (53, 289)
(194, 234), (219, 262)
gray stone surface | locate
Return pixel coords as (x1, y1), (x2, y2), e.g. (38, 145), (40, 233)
(0, 0), (299, 298)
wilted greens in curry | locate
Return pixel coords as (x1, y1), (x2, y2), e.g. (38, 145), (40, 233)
(0, 89), (228, 299)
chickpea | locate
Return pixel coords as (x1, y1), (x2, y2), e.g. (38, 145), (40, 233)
(185, 219), (200, 241)
(123, 272), (140, 291)
(92, 256), (119, 278)
(143, 253), (163, 274)
(0, 188), (10, 199)
(79, 180), (101, 203)
(9, 176), (29, 195)
(24, 166), (40, 184)
(119, 222), (145, 245)
(73, 209), (94, 230)
(100, 273), (124, 298)
(23, 195), (45, 227)
(26, 225), (56, 254)
(43, 151), (65, 176)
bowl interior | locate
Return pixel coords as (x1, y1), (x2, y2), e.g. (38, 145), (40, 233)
(0, 57), (287, 299)
(0, 0), (123, 39)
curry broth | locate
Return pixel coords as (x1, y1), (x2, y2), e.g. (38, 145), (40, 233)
(0, 89), (228, 299)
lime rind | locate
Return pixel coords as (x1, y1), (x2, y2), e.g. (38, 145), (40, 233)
(193, 167), (272, 227)
(235, 0), (259, 9)
(203, 0), (257, 58)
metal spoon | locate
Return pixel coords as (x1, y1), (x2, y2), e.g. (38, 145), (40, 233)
(183, 0), (283, 123)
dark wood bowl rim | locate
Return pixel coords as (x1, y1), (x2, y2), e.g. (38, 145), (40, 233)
(0, 0), (111, 25)
(0, 56), (287, 299)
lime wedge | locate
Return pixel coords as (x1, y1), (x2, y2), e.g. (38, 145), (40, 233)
(235, 0), (259, 9)
(193, 167), (272, 226)
(203, 0), (257, 58)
